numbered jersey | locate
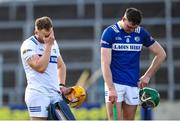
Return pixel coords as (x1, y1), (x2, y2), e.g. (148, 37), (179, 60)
(101, 23), (155, 87)
(21, 35), (60, 93)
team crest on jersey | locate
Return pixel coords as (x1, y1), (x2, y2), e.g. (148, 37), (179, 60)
(53, 49), (56, 54)
(134, 36), (140, 42)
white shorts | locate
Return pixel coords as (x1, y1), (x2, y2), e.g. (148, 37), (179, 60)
(25, 88), (63, 117)
(105, 83), (140, 105)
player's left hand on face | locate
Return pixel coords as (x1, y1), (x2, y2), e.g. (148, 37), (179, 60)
(138, 75), (150, 89)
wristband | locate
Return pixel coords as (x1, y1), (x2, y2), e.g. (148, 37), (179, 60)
(59, 83), (65, 87)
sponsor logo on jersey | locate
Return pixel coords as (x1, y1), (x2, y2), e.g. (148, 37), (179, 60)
(112, 43), (142, 51)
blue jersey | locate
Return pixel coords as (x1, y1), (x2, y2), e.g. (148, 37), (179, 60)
(101, 23), (155, 87)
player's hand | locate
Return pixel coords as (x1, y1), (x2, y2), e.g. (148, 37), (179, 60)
(108, 88), (117, 104)
(60, 86), (77, 103)
(60, 86), (69, 94)
(138, 75), (150, 89)
(44, 30), (55, 45)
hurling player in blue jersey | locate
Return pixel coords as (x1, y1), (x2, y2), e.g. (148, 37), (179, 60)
(101, 8), (166, 120)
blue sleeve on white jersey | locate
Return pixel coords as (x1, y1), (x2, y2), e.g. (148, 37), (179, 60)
(100, 27), (115, 48)
(141, 28), (155, 47)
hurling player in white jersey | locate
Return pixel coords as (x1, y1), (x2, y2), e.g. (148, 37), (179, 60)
(101, 8), (166, 120)
(21, 16), (67, 120)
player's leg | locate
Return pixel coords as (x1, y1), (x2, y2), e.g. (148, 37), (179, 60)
(105, 83), (114, 120)
(105, 83), (125, 120)
(122, 85), (140, 120)
(106, 102), (114, 120)
(115, 102), (122, 120)
(106, 102), (122, 120)
(122, 102), (137, 120)
(114, 83), (127, 120)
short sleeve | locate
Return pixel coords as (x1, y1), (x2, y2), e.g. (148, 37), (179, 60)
(100, 27), (115, 48)
(142, 28), (155, 47)
(20, 40), (37, 61)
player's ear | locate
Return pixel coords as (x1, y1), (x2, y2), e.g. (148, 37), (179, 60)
(34, 30), (37, 34)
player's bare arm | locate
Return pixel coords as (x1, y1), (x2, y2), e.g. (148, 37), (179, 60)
(57, 55), (66, 92)
(27, 31), (54, 73)
(139, 41), (166, 88)
(101, 47), (117, 103)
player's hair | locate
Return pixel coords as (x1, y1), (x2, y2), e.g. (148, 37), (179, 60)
(35, 16), (53, 31)
(124, 8), (142, 25)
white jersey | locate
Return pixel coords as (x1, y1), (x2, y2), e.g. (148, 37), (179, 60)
(21, 35), (60, 94)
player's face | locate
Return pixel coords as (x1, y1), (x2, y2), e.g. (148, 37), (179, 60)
(36, 28), (53, 42)
(123, 17), (138, 33)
